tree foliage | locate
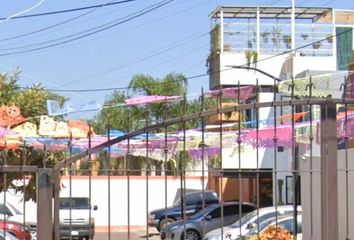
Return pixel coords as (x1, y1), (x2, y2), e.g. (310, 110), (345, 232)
(0, 69), (67, 201)
(0, 69), (66, 122)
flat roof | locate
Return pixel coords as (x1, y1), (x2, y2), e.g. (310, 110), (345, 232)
(210, 6), (333, 20)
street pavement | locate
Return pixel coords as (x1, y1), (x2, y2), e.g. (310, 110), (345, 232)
(94, 228), (161, 240)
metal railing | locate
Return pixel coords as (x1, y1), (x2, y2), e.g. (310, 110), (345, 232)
(1, 73), (354, 240)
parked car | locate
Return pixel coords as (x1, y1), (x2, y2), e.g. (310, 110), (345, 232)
(203, 205), (302, 240)
(160, 201), (256, 240)
(0, 229), (18, 240)
(59, 197), (97, 240)
(0, 219), (31, 240)
(0, 202), (36, 239)
(148, 191), (219, 231)
(244, 214), (302, 240)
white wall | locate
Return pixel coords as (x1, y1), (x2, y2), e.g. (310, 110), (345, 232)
(300, 148), (354, 239)
(210, 53), (289, 89)
(2, 176), (207, 230)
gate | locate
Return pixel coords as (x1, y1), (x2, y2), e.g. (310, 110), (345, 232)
(1, 80), (354, 240)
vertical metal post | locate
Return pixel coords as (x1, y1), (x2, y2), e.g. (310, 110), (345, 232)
(37, 168), (53, 240)
(220, 9), (224, 53)
(320, 102), (338, 240)
(291, 0), (296, 55)
(53, 169), (61, 240)
(256, 7), (260, 53)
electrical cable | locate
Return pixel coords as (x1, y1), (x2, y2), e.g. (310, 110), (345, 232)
(0, 0), (175, 55)
(0, 0), (135, 21)
(90, 42), (209, 88)
(12, 0), (212, 88)
(56, 29), (209, 87)
(41, 28), (353, 93)
(0, 0), (133, 43)
(0, 0), (45, 23)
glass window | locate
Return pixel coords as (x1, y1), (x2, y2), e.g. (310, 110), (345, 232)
(7, 203), (22, 215)
(279, 219), (294, 234)
(209, 207), (221, 218)
(257, 212), (277, 224)
(0, 204), (12, 215)
(242, 204), (256, 213)
(232, 210), (257, 227)
(223, 205), (238, 216)
(185, 194), (201, 205)
(60, 198), (90, 209)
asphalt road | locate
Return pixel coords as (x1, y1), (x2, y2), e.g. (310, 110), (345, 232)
(94, 229), (161, 240)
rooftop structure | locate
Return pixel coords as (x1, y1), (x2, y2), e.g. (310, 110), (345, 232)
(208, 6), (354, 89)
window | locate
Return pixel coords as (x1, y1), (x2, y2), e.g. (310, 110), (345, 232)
(223, 205), (238, 216)
(257, 212), (277, 224)
(60, 198), (90, 209)
(0, 204), (12, 216)
(7, 203), (22, 215)
(209, 207), (221, 218)
(185, 194), (201, 205)
(242, 204), (256, 213)
(279, 219), (294, 234)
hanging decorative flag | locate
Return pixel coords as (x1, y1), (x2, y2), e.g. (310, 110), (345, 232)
(67, 120), (92, 138)
(77, 101), (101, 112)
(47, 100), (100, 116)
(278, 112), (308, 122)
(47, 100), (74, 116)
(0, 106), (27, 127)
(13, 122), (37, 137)
(204, 86), (254, 100)
(124, 95), (181, 106)
(39, 115), (56, 136)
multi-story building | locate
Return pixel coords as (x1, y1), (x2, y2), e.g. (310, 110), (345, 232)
(207, 5), (354, 239)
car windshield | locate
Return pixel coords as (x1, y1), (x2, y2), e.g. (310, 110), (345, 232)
(60, 198), (90, 209)
(7, 203), (22, 215)
(231, 210), (257, 227)
(173, 198), (181, 207)
(246, 216), (277, 236)
(187, 205), (216, 218)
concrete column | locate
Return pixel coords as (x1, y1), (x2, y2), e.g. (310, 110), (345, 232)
(320, 103), (338, 240)
(37, 168), (53, 240)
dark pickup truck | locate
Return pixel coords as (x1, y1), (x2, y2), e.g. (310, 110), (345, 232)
(148, 190), (219, 231)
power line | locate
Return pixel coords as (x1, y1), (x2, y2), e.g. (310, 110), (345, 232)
(0, 0), (166, 52)
(1, 0), (45, 23)
(0, 0), (135, 21)
(0, 0), (175, 56)
(42, 28), (353, 93)
(9, 0), (212, 89)
(0, 0), (133, 43)
(57, 29), (209, 88)
(92, 42), (209, 88)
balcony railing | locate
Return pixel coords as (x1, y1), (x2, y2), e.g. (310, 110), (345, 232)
(213, 22), (333, 56)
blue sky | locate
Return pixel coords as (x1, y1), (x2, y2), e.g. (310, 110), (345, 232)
(0, 0), (353, 119)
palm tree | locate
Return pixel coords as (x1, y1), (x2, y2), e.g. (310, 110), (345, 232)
(128, 73), (188, 125)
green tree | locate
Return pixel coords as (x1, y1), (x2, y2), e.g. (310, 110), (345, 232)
(129, 73), (187, 124)
(0, 68), (21, 105)
(91, 91), (145, 134)
(0, 69), (67, 201)
(15, 83), (67, 120)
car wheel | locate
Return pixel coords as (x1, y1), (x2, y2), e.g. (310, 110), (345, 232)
(158, 218), (174, 231)
(181, 229), (200, 240)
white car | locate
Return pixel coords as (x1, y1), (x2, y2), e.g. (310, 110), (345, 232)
(203, 205), (302, 240)
(244, 214), (302, 240)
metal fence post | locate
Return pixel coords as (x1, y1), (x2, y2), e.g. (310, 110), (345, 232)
(320, 102), (338, 240)
(53, 170), (61, 240)
(37, 168), (53, 240)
